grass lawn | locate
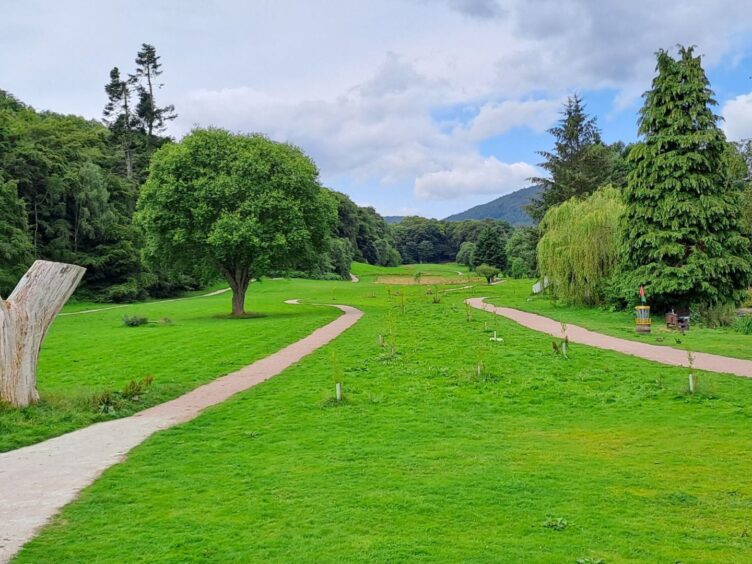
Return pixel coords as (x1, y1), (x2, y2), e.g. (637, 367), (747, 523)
(13, 269), (752, 562)
(489, 278), (752, 361)
(0, 279), (340, 452)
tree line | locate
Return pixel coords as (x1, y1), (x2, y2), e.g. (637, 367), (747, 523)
(0, 44), (403, 301)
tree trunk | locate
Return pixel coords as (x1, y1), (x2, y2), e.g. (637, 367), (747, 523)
(0, 260), (85, 407)
(221, 267), (251, 317)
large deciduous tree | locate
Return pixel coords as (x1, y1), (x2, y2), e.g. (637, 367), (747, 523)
(137, 129), (337, 316)
(621, 47), (752, 309)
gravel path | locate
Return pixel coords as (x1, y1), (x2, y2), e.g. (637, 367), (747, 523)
(467, 297), (752, 378)
(0, 301), (363, 562)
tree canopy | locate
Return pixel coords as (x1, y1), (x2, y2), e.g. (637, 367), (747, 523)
(621, 46), (752, 309)
(137, 129), (337, 316)
(538, 186), (625, 305)
(527, 95), (627, 222)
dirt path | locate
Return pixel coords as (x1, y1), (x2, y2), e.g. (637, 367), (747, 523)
(350, 273), (359, 283)
(467, 297), (752, 378)
(59, 287), (232, 317)
(0, 301), (363, 563)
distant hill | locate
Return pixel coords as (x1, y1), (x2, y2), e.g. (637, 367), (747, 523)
(444, 185), (541, 224)
(384, 216), (404, 225)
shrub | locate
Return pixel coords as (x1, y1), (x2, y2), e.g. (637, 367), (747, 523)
(733, 315), (752, 335)
(122, 314), (149, 327)
(105, 279), (148, 303)
(691, 302), (736, 328)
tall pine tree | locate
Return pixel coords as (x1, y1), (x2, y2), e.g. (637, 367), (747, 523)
(473, 226), (507, 271)
(527, 95), (621, 221)
(621, 46), (752, 309)
(103, 67), (137, 179)
(132, 44), (176, 143)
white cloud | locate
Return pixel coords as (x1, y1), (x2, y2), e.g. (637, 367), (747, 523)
(461, 98), (562, 141)
(6, 0), (752, 215)
(723, 93), (752, 141)
(414, 157), (538, 200)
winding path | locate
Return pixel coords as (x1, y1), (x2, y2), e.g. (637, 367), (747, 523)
(467, 297), (752, 378)
(0, 301), (363, 562)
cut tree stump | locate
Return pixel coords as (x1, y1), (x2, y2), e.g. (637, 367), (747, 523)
(0, 260), (85, 407)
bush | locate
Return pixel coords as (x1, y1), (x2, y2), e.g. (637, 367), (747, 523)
(733, 315), (752, 335)
(122, 314), (149, 327)
(691, 302), (736, 328)
(105, 279), (148, 303)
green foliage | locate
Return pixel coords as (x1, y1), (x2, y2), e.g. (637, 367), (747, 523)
(621, 47), (752, 309)
(474, 225), (508, 270)
(392, 216), (511, 264)
(455, 241), (476, 268)
(476, 263), (500, 284)
(137, 129), (336, 315)
(0, 176), (33, 295)
(538, 186), (625, 305)
(505, 226), (538, 278)
(733, 316), (752, 335)
(328, 238), (354, 280)
(331, 191), (400, 267)
(691, 302), (736, 328)
(528, 95), (628, 221)
(122, 314), (148, 327)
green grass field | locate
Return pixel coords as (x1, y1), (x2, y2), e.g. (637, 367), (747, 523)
(11, 266), (752, 562)
(0, 280), (340, 451)
(487, 279), (752, 361)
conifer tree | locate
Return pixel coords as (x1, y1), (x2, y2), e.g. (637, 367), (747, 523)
(132, 44), (176, 142)
(527, 95), (621, 221)
(621, 46), (752, 309)
(103, 67), (136, 179)
(473, 226), (507, 271)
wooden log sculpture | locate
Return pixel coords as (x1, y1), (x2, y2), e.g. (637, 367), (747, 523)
(0, 260), (85, 407)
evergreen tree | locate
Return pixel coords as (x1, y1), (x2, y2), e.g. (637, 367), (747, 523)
(103, 67), (137, 179)
(473, 226), (507, 270)
(132, 44), (176, 143)
(621, 46), (752, 309)
(527, 95), (622, 221)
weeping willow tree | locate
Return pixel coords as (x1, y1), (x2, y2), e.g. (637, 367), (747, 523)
(537, 186), (625, 305)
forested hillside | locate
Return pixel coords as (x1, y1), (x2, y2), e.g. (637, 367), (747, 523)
(444, 185), (541, 224)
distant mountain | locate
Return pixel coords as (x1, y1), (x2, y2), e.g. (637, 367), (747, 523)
(444, 185), (541, 224)
(384, 216), (405, 225)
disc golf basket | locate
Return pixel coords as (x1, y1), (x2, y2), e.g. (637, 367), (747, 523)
(634, 285), (651, 334)
(635, 305), (651, 333)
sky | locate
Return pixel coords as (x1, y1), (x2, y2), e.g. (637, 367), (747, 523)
(3, 0), (752, 218)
